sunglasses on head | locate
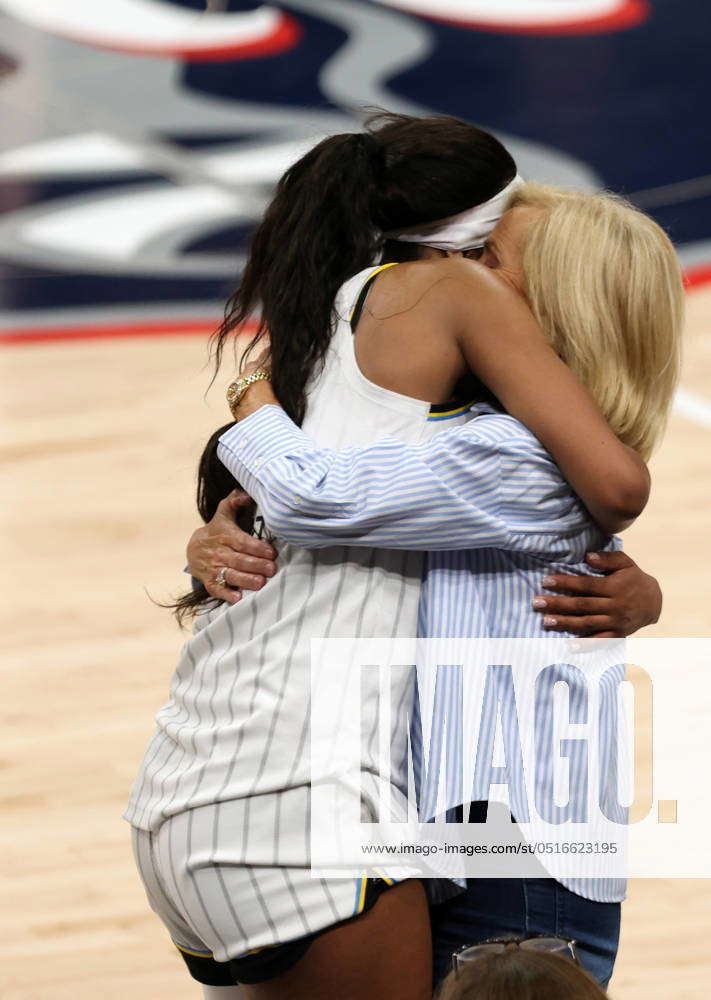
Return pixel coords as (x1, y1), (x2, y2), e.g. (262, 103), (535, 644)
(452, 935), (578, 973)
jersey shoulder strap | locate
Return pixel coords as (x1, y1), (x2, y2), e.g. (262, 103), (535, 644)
(349, 262), (400, 332)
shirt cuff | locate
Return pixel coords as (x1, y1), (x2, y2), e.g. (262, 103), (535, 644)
(217, 404), (312, 496)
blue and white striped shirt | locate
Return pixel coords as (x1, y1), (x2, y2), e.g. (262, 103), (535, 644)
(218, 403), (625, 903)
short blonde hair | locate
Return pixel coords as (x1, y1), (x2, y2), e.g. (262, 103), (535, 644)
(507, 182), (684, 460)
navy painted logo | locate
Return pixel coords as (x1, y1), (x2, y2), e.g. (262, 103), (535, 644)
(0, 0), (707, 336)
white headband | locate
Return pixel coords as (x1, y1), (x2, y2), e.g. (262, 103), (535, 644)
(384, 174), (525, 252)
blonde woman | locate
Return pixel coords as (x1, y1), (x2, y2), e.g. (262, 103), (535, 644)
(501, 183), (680, 461)
(185, 183), (683, 992)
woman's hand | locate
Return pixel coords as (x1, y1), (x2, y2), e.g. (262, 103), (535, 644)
(532, 551), (662, 637)
(186, 490), (277, 604)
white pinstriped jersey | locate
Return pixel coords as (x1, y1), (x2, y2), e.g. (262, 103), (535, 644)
(124, 264), (474, 841)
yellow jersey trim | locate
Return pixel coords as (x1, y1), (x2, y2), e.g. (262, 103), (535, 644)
(427, 401), (475, 421)
(175, 943), (214, 959)
(354, 875), (369, 914)
(175, 941), (266, 959)
(348, 262), (400, 322)
(371, 866), (398, 886)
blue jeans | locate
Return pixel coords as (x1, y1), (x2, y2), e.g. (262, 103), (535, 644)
(430, 876), (621, 990)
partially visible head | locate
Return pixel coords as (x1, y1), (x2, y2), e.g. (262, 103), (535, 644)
(437, 946), (608, 1000)
(366, 111), (517, 235)
(214, 111), (516, 424)
(485, 183), (684, 460)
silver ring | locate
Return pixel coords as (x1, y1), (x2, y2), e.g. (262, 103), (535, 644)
(215, 567), (228, 587)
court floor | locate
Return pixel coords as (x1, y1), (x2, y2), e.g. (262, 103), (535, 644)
(2, 284), (711, 999)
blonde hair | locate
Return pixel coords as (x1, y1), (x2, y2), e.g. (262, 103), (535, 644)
(507, 182), (684, 460)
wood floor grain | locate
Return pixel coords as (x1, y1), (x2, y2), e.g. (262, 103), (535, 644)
(3, 292), (710, 998)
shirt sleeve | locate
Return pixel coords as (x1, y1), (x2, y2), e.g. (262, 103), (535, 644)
(216, 405), (588, 553)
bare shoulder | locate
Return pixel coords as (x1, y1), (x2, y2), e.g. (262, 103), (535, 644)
(363, 260), (445, 319)
(367, 257), (517, 322)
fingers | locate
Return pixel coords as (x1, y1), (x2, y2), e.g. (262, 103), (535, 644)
(539, 573), (609, 597)
(199, 548), (273, 592)
(192, 549), (274, 595)
(540, 614), (616, 635)
(226, 489), (253, 509)
(218, 564), (269, 592)
(586, 550), (634, 572)
(215, 490), (254, 520)
(213, 545), (276, 578)
(204, 552), (273, 601)
(204, 581), (242, 605)
(532, 595), (611, 617)
(216, 530), (276, 561)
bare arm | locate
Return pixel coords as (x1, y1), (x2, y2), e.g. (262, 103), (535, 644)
(440, 258), (649, 534)
(236, 260), (649, 535)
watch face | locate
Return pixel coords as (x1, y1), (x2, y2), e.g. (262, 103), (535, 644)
(226, 383), (240, 405)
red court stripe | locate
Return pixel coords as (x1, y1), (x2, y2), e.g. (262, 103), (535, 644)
(430, 0), (649, 35)
(684, 264), (711, 290)
(175, 15), (302, 61)
(0, 318), (259, 344)
(1, 262), (709, 345)
(43, 14), (302, 63)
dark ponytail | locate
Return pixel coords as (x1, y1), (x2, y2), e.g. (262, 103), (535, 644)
(212, 130), (382, 425)
(172, 112), (516, 624)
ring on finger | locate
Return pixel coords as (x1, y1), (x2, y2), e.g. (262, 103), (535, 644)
(215, 567), (229, 587)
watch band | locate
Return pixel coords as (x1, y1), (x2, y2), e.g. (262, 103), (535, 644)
(226, 369), (271, 415)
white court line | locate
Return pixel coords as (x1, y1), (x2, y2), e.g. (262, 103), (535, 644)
(674, 387), (711, 431)
(630, 174), (711, 210)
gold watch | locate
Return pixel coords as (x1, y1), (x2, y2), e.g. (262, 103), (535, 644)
(226, 369), (271, 415)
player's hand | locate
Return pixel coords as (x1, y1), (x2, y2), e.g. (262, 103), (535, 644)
(532, 551), (662, 637)
(187, 490), (277, 604)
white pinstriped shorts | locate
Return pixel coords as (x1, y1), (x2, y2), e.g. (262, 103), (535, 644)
(130, 796), (395, 970)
